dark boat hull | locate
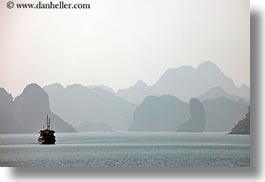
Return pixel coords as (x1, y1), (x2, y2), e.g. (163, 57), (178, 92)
(38, 129), (56, 144)
(38, 137), (56, 144)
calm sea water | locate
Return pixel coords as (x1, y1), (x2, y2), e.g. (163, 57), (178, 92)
(0, 132), (250, 167)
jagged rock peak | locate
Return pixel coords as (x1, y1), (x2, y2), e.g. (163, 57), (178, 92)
(24, 83), (44, 92)
(197, 61), (220, 69)
(66, 84), (85, 89)
(134, 80), (148, 87)
(19, 83), (48, 99)
(0, 87), (12, 98)
(44, 83), (64, 89)
(203, 87), (227, 96)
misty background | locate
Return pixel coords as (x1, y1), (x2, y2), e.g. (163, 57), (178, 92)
(0, 0), (249, 96)
(0, 0), (250, 134)
(0, 61), (250, 133)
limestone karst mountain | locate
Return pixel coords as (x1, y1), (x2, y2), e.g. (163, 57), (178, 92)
(229, 107), (250, 135)
(1, 61), (250, 133)
(116, 62), (250, 104)
(202, 97), (248, 132)
(198, 87), (249, 103)
(177, 98), (205, 132)
(129, 95), (248, 132)
(152, 62), (249, 100)
(87, 85), (115, 94)
(1, 83), (249, 133)
(116, 80), (152, 105)
(44, 83), (136, 131)
(237, 85), (250, 101)
(0, 84), (76, 134)
(130, 95), (190, 131)
(0, 88), (17, 134)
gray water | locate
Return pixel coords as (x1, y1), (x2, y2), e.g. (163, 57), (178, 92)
(0, 132), (250, 167)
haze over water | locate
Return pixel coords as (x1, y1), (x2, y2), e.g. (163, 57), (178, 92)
(0, 132), (250, 167)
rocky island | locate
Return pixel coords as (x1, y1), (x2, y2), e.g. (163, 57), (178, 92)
(229, 107), (250, 135)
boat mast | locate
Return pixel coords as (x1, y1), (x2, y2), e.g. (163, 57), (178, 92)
(46, 115), (49, 130)
(48, 117), (51, 130)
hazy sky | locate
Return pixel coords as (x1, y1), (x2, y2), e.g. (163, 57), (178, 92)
(0, 0), (249, 96)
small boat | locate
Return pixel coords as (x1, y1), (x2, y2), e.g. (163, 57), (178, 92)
(38, 115), (56, 144)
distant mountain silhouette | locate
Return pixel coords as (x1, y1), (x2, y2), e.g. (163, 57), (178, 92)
(78, 121), (112, 132)
(153, 62), (249, 100)
(129, 94), (248, 132)
(198, 87), (249, 103)
(202, 97), (248, 132)
(229, 107), (250, 135)
(116, 62), (250, 104)
(44, 83), (136, 131)
(87, 85), (115, 94)
(0, 88), (17, 133)
(177, 98), (205, 132)
(237, 85), (250, 101)
(130, 95), (189, 131)
(0, 84), (76, 134)
(116, 80), (152, 104)
(1, 61), (250, 133)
